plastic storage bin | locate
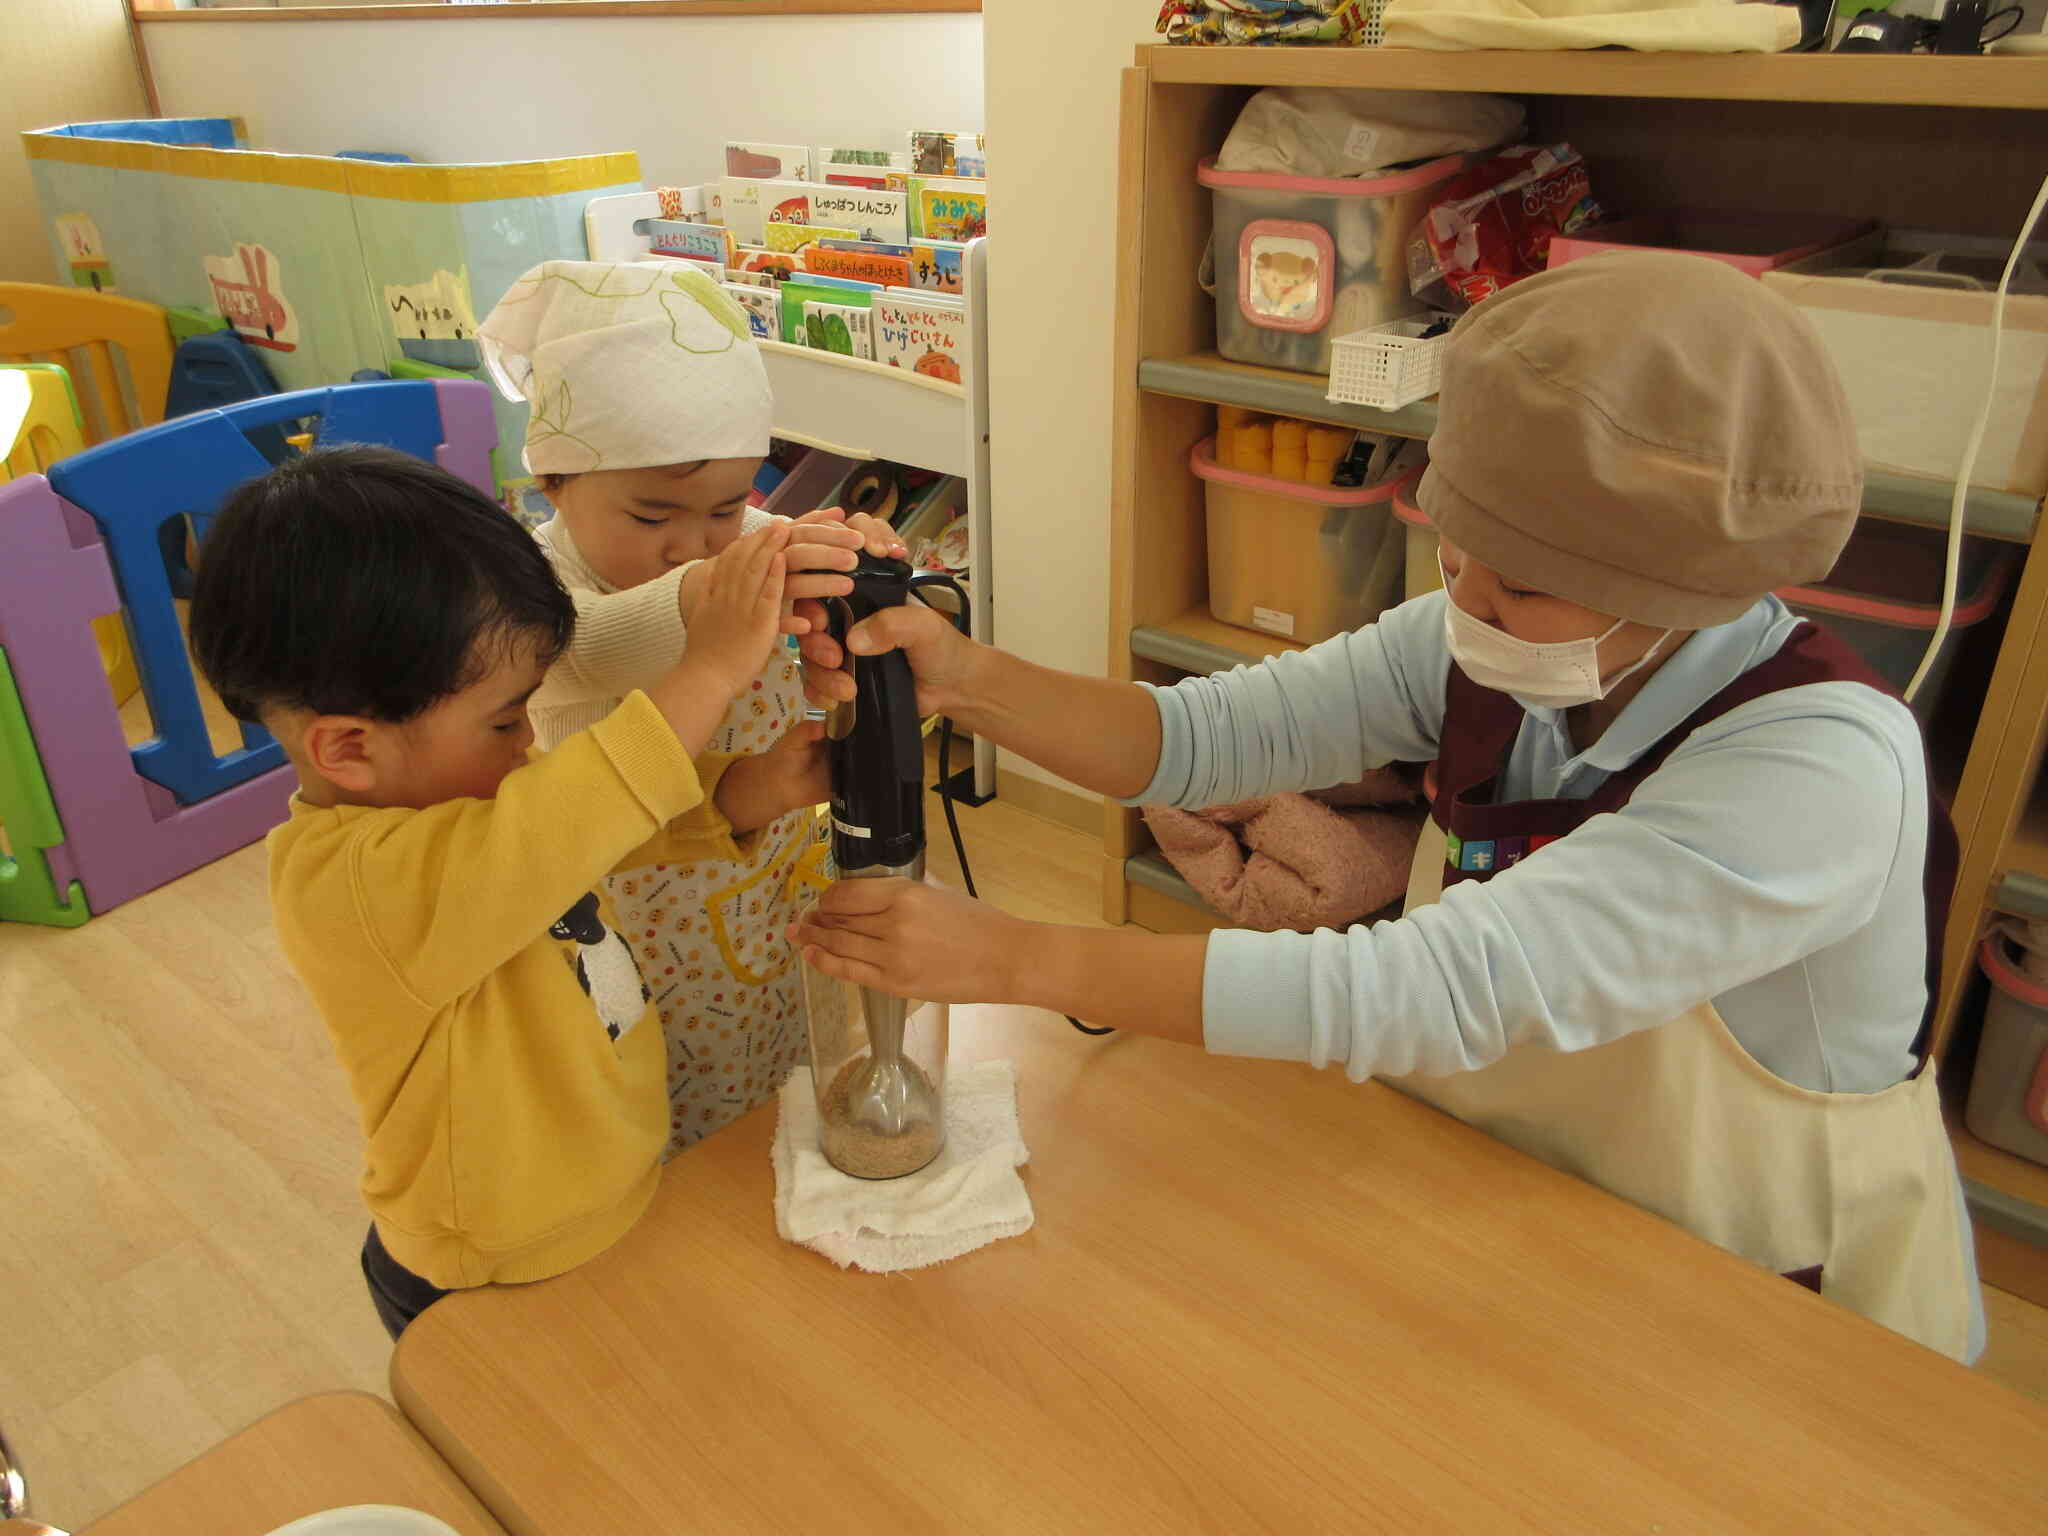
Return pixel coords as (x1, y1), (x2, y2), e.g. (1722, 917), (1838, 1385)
(1194, 437), (1414, 645)
(758, 446), (862, 517)
(1545, 211), (1875, 279)
(1968, 935), (2048, 1168)
(1778, 521), (2017, 725)
(1391, 469), (1441, 602)
(1200, 155), (1464, 377)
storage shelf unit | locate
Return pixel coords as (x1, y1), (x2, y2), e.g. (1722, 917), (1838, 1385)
(1131, 606), (1299, 675)
(1142, 45), (2048, 109)
(1107, 43), (2048, 1292)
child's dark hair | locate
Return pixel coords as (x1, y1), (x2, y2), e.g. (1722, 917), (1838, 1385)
(190, 445), (574, 725)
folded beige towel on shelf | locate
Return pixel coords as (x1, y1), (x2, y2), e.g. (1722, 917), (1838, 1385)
(1382, 0), (1800, 53)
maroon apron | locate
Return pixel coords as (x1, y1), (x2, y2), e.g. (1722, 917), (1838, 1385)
(1426, 619), (1958, 1065)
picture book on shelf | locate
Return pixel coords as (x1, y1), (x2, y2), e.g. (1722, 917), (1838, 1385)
(757, 181), (911, 245)
(818, 238), (915, 261)
(735, 247), (800, 282)
(804, 245), (913, 287)
(725, 283), (782, 342)
(822, 169), (895, 191)
(639, 184), (709, 223)
(908, 239), (964, 294)
(909, 131), (986, 179)
(820, 145), (906, 171)
(656, 253), (725, 284)
(911, 177), (987, 242)
(710, 179), (766, 244)
(647, 218), (732, 265)
(725, 142), (811, 182)
(873, 295), (966, 383)
(800, 274), (883, 295)
(779, 280), (874, 347)
(725, 269), (776, 289)
(764, 223), (858, 255)
(885, 285), (963, 307)
(802, 301), (874, 360)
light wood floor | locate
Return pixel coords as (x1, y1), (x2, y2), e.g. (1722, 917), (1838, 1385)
(2, 782), (2045, 1528)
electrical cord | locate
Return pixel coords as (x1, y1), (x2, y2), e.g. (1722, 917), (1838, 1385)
(1905, 167), (2048, 704)
(1982, 6), (2024, 44)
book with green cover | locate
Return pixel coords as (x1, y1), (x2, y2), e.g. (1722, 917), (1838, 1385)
(779, 280), (875, 347)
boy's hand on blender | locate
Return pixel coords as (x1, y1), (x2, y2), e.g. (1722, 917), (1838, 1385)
(677, 516), (876, 636)
(775, 509), (904, 638)
(648, 522), (790, 756)
(787, 507), (907, 702)
(795, 600), (974, 713)
(790, 505), (905, 561)
(713, 717), (829, 834)
(793, 504), (906, 561)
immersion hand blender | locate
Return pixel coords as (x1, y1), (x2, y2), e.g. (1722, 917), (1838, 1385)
(821, 555), (969, 1146)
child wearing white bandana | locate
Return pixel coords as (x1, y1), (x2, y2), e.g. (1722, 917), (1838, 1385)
(480, 260), (902, 1154)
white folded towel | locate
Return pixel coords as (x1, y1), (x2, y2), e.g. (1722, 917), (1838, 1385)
(772, 1059), (1032, 1273)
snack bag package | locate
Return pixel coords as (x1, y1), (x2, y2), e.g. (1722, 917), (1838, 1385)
(1408, 144), (1601, 310)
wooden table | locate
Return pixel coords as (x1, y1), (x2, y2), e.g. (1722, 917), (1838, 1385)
(79, 1392), (505, 1536)
(393, 1006), (2048, 1534)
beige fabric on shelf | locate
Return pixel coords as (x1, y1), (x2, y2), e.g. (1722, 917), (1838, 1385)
(1382, 0), (1800, 53)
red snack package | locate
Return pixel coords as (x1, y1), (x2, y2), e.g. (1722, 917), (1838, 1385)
(1408, 144), (1601, 311)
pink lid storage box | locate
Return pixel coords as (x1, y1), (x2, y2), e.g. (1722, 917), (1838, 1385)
(1200, 155), (1464, 378)
(1546, 210), (1877, 279)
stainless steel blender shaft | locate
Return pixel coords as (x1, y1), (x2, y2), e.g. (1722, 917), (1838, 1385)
(842, 855), (930, 1137)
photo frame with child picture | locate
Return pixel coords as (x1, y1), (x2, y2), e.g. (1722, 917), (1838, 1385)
(1239, 221), (1334, 333)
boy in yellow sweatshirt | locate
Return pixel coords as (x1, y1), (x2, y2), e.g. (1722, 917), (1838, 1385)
(189, 445), (846, 1338)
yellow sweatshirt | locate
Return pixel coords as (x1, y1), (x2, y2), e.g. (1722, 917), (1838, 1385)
(269, 692), (747, 1290)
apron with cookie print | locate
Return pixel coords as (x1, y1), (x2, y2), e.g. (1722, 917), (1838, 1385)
(1390, 620), (1976, 1359)
(606, 646), (833, 1156)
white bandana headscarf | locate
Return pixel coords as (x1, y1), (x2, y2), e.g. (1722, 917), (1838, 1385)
(478, 260), (774, 476)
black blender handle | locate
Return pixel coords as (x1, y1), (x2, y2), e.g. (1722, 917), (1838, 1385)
(823, 592), (924, 787)
(877, 646), (924, 786)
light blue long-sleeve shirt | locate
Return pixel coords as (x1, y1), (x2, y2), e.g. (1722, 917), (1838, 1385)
(1134, 591), (1984, 1360)
(1135, 593), (1932, 1096)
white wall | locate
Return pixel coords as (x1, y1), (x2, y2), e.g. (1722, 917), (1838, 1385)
(982, 0), (1157, 798)
(3, 0), (149, 283)
(144, 14), (983, 187)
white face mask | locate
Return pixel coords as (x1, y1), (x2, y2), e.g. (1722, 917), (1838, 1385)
(1439, 559), (1669, 711)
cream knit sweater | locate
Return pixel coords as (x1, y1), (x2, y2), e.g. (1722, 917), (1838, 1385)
(529, 508), (777, 750)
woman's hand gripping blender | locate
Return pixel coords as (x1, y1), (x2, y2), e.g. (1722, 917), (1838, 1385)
(805, 557), (970, 1176)
(791, 601), (1206, 1038)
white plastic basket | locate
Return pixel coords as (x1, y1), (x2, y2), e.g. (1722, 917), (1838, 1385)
(1327, 315), (1449, 411)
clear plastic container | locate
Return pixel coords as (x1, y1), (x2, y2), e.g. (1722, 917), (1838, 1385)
(802, 958), (948, 1180)
(1968, 935), (2048, 1169)
(1200, 155), (1462, 377)
(1391, 468), (1440, 603)
(1778, 521), (2017, 726)
(1545, 210), (1875, 279)
(1194, 436), (1414, 646)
